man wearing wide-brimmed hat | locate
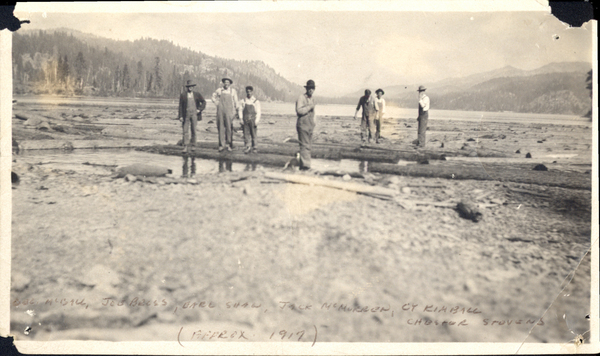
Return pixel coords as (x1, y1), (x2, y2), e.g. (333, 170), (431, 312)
(212, 77), (239, 152)
(374, 88), (386, 144)
(295, 79), (317, 170)
(416, 85), (430, 148)
(178, 80), (206, 153)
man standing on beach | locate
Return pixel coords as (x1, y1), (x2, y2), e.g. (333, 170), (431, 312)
(238, 86), (261, 154)
(416, 85), (429, 147)
(374, 88), (386, 144)
(295, 80), (317, 170)
(212, 77), (239, 152)
(178, 80), (206, 153)
(354, 89), (378, 145)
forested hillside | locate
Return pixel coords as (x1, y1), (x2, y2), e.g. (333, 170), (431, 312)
(12, 29), (304, 101)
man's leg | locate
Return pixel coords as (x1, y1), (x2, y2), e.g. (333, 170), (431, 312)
(190, 114), (198, 146)
(250, 119), (258, 152)
(375, 119), (381, 142)
(417, 115), (428, 147)
(182, 117), (190, 151)
(297, 125), (312, 169)
(224, 113), (233, 148)
(242, 119), (250, 151)
(217, 110), (226, 150)
(360, 116), (368, 143)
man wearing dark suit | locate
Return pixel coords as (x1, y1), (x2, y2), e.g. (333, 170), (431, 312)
(178, 80), (206, 153)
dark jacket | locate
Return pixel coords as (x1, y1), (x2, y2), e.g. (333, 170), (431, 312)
(179, 91), (206, 120)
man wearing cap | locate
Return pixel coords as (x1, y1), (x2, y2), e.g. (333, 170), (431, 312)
(354, 89), (378, 145)
(238, 86), (261, 154)
(416, 85), (430, 147)
(374, 89), (386, 144)
(295, 80), (317, 170)
(178, 80), (206, 153)
(212, 77), (239, 152)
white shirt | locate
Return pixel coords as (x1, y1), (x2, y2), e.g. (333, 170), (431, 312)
(375, 97), (386, 115)
(211, 87), (239, 109)
(238, 96), (262, 124)
(419, 94), (430, 112)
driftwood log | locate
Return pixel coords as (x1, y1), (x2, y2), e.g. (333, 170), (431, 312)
(264, 172), (397, 198)
(368, 162), (590, 190)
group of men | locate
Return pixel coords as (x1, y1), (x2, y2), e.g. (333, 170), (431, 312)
(178, 78), (261, 154)
(177, 78), (429, 171)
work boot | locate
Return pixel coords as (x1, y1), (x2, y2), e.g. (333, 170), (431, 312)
(227, 146), (232, 152)
(218, 146), (225, 152)
(252, 147), (258, 154)
(243, 147), (251, 154)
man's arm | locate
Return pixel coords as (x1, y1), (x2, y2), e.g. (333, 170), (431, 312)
(255, 99), (261, 125)
(237, 99), (245, 120)
(295, 95), (314, 116)
(211, 88), (220, 105)
(178, 94), (184, 121)
(354, 97), (363, 119)
(196, 92), (206, 112)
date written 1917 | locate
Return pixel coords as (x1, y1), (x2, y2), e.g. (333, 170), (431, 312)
(178, 325), (319, 346)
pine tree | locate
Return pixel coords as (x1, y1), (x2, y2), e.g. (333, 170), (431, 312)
(154, 57), (162, 93)
(74, 51), (86, 90)
(122, 64), (130, 90)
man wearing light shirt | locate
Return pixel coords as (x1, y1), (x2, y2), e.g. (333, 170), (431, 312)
(238, 86), (261, 154)
(295, 80), (317, 170)
(374, 88), (386, 144)
(212, 77), (239, 152)
(417, 85), (430, 148)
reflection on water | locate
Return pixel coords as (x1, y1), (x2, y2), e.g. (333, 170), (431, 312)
(182, 156), (196, 178)
(218, 159), (233, 173)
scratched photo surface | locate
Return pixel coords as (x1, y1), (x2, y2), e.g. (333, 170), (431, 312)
(8, 2), (595, 346)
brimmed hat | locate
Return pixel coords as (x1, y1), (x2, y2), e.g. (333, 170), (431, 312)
(376, 88), (385, 95)
(185, 80), (196, 87)
(304, 79), (316, 89)
(222, 77), (233, 84)
(417, 85), (427, 92)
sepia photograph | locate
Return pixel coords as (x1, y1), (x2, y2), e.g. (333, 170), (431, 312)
(1, 1), (597, 354)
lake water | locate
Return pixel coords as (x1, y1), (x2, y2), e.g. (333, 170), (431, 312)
(14, 95), (590, 126)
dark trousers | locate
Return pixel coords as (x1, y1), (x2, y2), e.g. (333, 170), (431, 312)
(243, 118), (257, 148)
(360, 114), (375, 143)
(297, 123), (314, 169)
(417, 112), (428, 147)
(182, 114), (198, 146)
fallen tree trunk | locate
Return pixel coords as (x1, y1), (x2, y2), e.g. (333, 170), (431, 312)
(264, 171), (397, 198)
(144, 145), (294, 167)
(149, 141), (445, 163)
(368, 162), (591, 190)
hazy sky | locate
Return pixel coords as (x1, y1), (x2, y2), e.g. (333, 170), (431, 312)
(14, 2), (594, 96)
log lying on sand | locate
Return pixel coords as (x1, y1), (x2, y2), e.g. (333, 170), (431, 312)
(264, 172), (397, 198)
(18, 139), (160, 151)
(368, 162), (591, 190)
(143, 145), (294, 167)
(147, 141), (446, 163)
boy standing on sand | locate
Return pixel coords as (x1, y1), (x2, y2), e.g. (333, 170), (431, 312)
(295, 80), (317, 170)
(178, 80), (206, 153)
(238, 86), (261, 154)
(212, 77), (239, 152)
(416, 85), (429, 147)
